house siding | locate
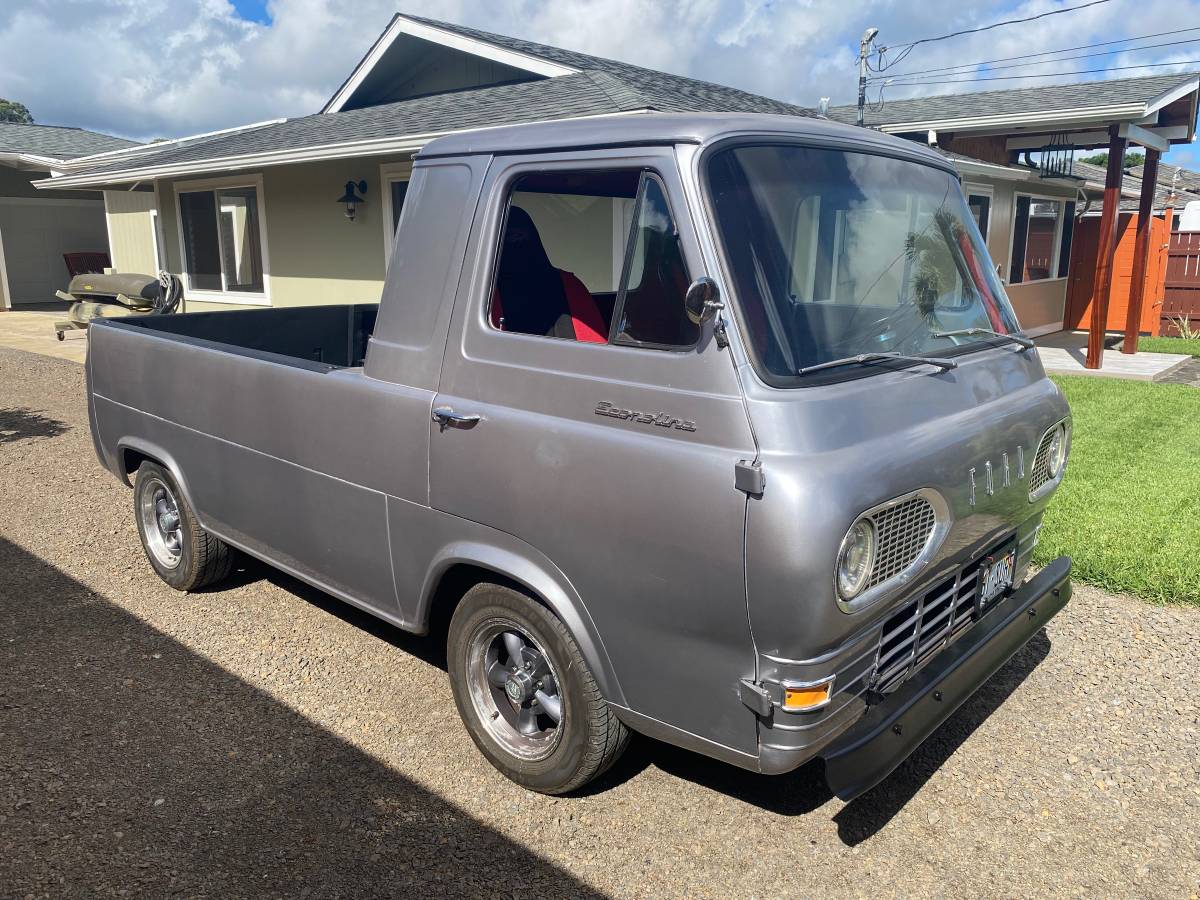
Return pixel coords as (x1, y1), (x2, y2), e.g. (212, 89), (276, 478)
(103, 190), (158, 274)
(157, 154), (407, 312)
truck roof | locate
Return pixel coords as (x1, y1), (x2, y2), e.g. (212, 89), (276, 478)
(417, 111), (952, 171)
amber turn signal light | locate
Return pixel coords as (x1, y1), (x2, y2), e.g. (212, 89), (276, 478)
(782, 678), (834, 712)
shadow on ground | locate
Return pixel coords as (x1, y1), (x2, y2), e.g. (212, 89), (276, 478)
(0, 538), (603, 897)
(233, 558), (1052, 844)
(0, 408), (70, 444)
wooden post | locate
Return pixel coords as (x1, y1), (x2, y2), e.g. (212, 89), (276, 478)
(1086, 125), (1127, 369)
(1122, 148), (1160, 353)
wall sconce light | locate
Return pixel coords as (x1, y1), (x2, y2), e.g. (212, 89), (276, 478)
(337, 179), (367, 221)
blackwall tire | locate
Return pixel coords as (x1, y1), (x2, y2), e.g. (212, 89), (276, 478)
(447, 583), (629, 794)
(133, 462), (234, 592)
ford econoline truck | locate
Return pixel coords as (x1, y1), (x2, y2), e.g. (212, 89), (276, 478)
(86, 113), (1072, 799)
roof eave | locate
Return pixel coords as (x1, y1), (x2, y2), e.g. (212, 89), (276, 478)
(878, 101), (1151, 136)
(33, 109), (654, 190)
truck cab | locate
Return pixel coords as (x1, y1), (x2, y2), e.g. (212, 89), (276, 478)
(87, 113), (1071, 797)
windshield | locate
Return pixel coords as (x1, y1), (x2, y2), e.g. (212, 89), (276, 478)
(706, 143), (1022, 381)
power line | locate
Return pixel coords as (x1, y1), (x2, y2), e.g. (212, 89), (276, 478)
(878, 35), (1200, 83)
(871, 25), (1200, 81)
(881, 0), (1113, 53)
(881, 58), (1200, 87)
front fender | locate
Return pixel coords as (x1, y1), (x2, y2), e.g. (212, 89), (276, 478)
(415, 539), (626, 707)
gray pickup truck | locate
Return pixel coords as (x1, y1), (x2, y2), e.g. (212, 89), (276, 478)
(87, 113), (1072, 799)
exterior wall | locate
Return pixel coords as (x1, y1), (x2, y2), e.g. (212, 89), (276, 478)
(156, 153), (408, 313)
(103, 190), (159, 274)
(0, 164), (98, 202)
(973, 178), (1078, 334)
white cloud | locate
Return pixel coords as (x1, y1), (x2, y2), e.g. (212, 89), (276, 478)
(1, 0), (1197, 163)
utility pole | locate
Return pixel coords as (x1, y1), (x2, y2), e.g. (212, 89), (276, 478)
(857, 27), (879, 128)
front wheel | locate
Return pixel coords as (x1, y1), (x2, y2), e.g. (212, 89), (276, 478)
(447, 583), (629, 794)
(133, 462), (234, 591)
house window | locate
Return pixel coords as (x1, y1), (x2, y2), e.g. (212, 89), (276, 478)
(967, 192), (991, 240)
(176, 178), (267, 299)
(1009, 195), (1073, 284)
(381, 161), (413, 265)
(489, 169), (697, 348)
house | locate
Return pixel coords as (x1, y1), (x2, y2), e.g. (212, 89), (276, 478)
(0, 122), (138, 309)
(35, 14), (813, 314)
(827, 72), (1200, 355)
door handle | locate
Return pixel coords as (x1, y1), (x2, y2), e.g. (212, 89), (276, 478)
(432, 406), (482, 429)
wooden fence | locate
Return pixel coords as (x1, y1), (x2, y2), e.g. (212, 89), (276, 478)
(1161, 230), (1200, 335)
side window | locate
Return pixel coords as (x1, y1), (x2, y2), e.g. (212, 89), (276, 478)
(489, 169), (696, 348)
(612, 176), (699, 348)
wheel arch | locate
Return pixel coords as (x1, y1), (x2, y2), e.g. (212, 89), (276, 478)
(115, 438), (197, 510)
(417, 543), (626, 707)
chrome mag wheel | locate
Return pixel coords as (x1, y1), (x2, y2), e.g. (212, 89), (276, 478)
(467, 620), (564, 760)
(139, 475), (183, 569)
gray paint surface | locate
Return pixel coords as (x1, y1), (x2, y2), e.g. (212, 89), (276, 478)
(86, 112), (1070, 775)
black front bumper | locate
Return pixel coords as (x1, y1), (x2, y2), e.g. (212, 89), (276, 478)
(821, 556), (1072, 801)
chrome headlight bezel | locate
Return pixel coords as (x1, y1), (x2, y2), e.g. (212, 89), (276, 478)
(1029, 418), (1071, 502)
(834, 489), (952, 613)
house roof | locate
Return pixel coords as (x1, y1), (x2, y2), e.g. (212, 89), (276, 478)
(826, 72), (1200, 134)
(388, 15), (813, 117)
(39, 15), (813, 190)
(1128, 160), (1200, 196)
(0, 122), (138, 163)
(1066, 158), (1200, 213)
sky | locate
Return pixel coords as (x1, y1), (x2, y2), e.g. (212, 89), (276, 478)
(0, 0), (1197, 170)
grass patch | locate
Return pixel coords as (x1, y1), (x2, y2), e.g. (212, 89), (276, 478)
(1034, 376), (1200, 605)
(1135, 336), (1200, 358)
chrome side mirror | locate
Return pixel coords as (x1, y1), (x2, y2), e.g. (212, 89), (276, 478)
(684, 276), (723, 326)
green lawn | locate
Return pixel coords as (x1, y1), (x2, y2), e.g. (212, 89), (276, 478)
(1033, 376), (1200, 605)
(1135, 336), (1200, 358)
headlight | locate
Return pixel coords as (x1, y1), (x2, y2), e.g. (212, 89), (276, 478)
(1046, 423), (1067, 478)
(836, 519), (876, 600)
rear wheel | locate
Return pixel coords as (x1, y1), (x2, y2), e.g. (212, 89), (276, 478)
(133, 462), (233, 591)
(447, 583), (628, 794)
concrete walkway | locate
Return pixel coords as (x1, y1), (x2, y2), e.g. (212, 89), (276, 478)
(0, 310), (87, 365)
(1034, 331), (1191, 382)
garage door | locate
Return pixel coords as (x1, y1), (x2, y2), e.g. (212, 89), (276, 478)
(0, 198), (108, 305)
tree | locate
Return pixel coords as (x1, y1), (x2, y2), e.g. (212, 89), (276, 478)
(0, 99), (34, 124)
(1079, 150), (1146, 170)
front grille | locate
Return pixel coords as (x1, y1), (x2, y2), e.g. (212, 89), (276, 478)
(870, 543), (1006, 694)
(1029, 428), (1056, 496)
(864, 495), (938, 590)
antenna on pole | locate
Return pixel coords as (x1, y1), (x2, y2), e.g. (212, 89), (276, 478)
(858, 27), (879, 127)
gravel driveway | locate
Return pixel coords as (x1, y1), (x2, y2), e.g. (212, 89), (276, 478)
(2, 346), (1198, 899)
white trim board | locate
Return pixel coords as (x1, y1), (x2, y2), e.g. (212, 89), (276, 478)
(323, 15), (577, 114)
(0, 224), (10, 310)
(173, 172), (272, 306)
(379, 160), (413, 265)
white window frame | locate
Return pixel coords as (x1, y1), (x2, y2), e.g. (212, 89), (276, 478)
(173, 173), (271, 305)
(380, 161), (413, 266)
(963, 183), (994, 242)
(1007, 191), (1072, 286)
(149, 208), (163, 272)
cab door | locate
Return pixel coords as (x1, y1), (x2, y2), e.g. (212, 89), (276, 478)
(429, 150), (761, 755)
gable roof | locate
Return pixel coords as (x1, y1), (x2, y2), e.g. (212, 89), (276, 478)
(39, 16), (814, 190)
(826, 72), (1199, 133)
(0, 122), (138, 164)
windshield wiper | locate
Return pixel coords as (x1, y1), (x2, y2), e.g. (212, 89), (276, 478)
(797, 352), (958, 376)
(931, 327), (1034, 350)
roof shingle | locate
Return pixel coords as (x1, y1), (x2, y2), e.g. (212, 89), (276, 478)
(826, 72), (1199, 128)
(0, 122), (138, 160)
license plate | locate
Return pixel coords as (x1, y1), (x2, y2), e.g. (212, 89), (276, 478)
(979, 549), (1016, 606)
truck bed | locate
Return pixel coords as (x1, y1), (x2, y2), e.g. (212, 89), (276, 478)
(113, 304), (379, 371)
